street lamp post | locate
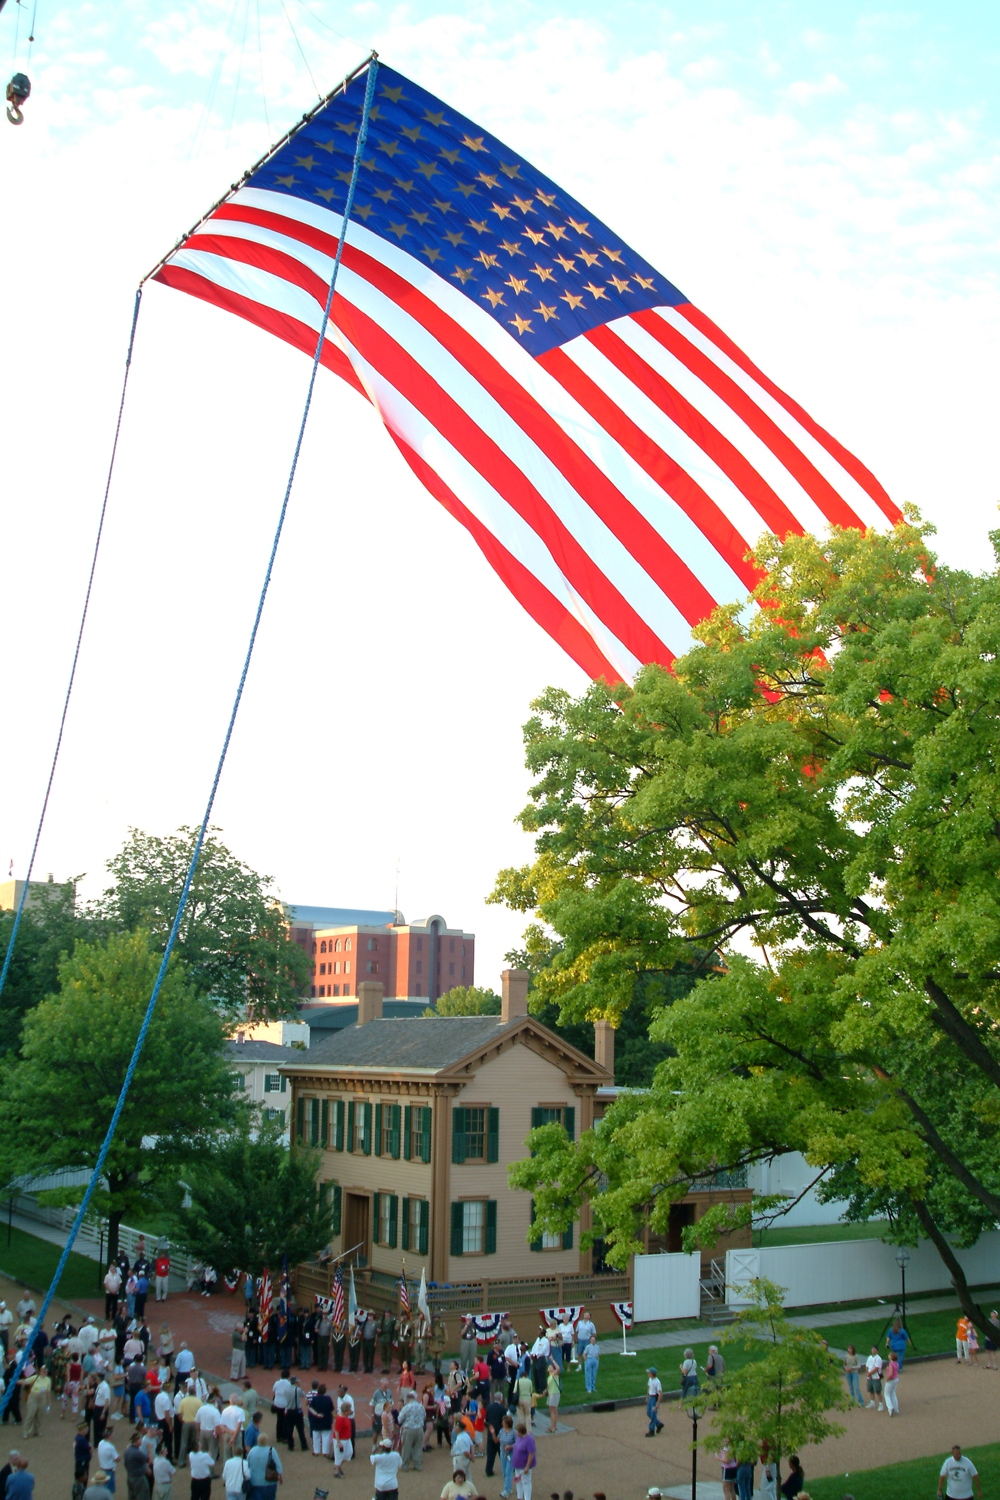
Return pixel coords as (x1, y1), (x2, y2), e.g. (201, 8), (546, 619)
(684, 1392), (709, 1500)
(895, 1247), (910, 1327)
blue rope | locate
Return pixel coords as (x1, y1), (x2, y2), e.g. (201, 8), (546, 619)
(0, 55), (379, 1418)
(0, 287), (143, 1004)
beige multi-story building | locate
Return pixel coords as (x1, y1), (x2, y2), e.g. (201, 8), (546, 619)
(280, 971), (613, 1283)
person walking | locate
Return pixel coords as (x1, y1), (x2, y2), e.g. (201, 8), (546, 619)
(582, 1336), (599, 1394)
(511, 1422), (536, 1500)
(244, 1433), (281, 1500)
(151, 1445), (174, 1500)
(885, 1316), (911, 1368)
(123, 1430), (153, 1500)
(484, 1391), (506, 1478)
(704, 1346), (725, 1384)
(282, 1380), (307, 1453)
(883, 1353), (900, 1415)
(104, 1268), (123, 1323)
(645, 1367), (664, 1436)
(515, 1367), (533, 1430)
(221, 1450), (248, 1500)
(332, 1401), (354, 1476)
(679, 1349), (700, 1399)
(306, 1381), (333, 1457)
(865, 1347), (884, 1411)
(20, 1369), (50, 1439)
(398, 1388), (425, 1471)
(956, 1316), (970, 1363)
(195, 1397), (222, 1462)
(219, 1397), (244, 1460)
(270, 1376), (291, 1446)
(842, 1346), (864, 1407)
(938, 1446), (982, 1500)
(154, 1251), (170, 1304)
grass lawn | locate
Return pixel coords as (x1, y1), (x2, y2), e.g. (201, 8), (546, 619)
(0, 1225), (102, 1303)
(805, 1440), (1000, 1499)
(809, 1298), (1000, 1359)
(757, 1221), (889, 1247)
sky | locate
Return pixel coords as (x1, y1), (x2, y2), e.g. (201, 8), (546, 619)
(2, 1), (999, 989)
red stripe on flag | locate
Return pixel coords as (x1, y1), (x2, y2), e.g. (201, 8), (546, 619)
(634, 308), (864, 532)
(153, 262), (368, 397)
(678, 304), (902, 525)
(539, 342), (763, 593)
(177, 229), (676, 668)
(585, 324), (803, 544)
(391, 432), (633, 683)
(205, 205), (720, 628)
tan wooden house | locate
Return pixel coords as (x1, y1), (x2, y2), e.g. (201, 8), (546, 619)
(280, 971), (612, 1284)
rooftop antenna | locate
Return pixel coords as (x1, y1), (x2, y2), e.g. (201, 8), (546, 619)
(393, 855), (400, 925)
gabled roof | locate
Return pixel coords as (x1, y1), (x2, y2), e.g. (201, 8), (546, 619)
(279, 1014), (611, 1083)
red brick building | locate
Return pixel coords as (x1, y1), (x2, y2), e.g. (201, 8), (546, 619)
(286, 905), (474, 1003)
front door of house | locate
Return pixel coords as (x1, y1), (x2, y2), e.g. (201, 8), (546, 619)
(344, 1192), (371, 1267)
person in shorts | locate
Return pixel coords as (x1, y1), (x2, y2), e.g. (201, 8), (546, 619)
(865, 1347), (883, 1411)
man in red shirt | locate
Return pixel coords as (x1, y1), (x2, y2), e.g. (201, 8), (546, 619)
(155, 1250), (171, 1303)
(473, 1355), (491, 1404)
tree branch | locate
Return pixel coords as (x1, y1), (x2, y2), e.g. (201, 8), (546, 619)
(910, 1198), (991, 1340)
(924, 978), (1000, 1093)
(872, 1067), (1000, 1222)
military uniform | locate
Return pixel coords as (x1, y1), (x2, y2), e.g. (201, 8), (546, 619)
(378, 1310), (397, 1372)
(332, 1320), (346, 1372)
(397, 1317), (413, 1371)
(348, 1320), (362, 1373)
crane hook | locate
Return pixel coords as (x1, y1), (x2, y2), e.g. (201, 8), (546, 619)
(6, 73), (31, 125)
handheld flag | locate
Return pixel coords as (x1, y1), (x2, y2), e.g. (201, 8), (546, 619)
(399, 1259), (410, 1316)
(333, 1264), (345, 1326)
(258, 1271), (273, 1340)
(154, 57), (899, 684)
(348, 1263), (358, 1326)
(417, 1267), (431, 1328)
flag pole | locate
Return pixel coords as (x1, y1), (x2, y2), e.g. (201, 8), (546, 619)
(140, 49), (378, 287)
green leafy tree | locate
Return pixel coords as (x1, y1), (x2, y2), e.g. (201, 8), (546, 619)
(0, 929), (239, 1261)
(499, 519), (1000, 1333)
(92, 826), (311, 1022)
(169, 1115), (337, 1277)
(707, 1279), (849, 1473)
(426, 985), (501, 1016)
(0, 881), (99, 1057)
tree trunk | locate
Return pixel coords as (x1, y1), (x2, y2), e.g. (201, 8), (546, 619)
(910, 1198), (991, 1340)
(107, 1208), (124, 1267)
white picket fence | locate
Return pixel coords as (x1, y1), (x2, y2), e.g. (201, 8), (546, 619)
(726, 1232), (1000, 1309)
(10, 1193), (192, 1287)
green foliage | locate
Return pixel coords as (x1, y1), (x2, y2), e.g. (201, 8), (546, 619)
(708, 1279), (850, 1466)
(92, 826), (311, 1022)
(498, 520), (1000, 1330)
(168, 1115), (337, 1277)
(805, 1445), (1000, 1500)
(425, 985), (501, 1016)
(0, 930), (239, 1256)
(0, 882), (99, 1057)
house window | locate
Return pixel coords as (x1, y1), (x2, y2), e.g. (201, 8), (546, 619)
(374, 1191), (398, 1248)
(381, 1104), (400, 1157)
(461, 1198), (484, 1253)
(235, 1072), (246, 1091)
(452, 1106), (498, 1164)
(367, 937), (379, 952)
(403, 1196), (429, 1255)
(450, 1199), (497, 1256)
(353, 1104), (370, 1153)
(450, 938), (455, 953)
(367, 961), (379, 974)
(531, 1106), (575, 1137)
(345, 938), (352, 950)
(407, 1105), (431, 1162)
(414, 983), (420, 996)
(343, 982), (351, 995)
(264, 1074), (282, 1093)
(540, 1227), (562, 1250)
(320, 963), (326, 975)
(264, 1107), (284, 1121)
(449, 963), (455, 977)
(416, 960), (422, 974)
(464, 1107), (486, 1160)
(333, 984), (340, 996)
(335, 939), (342, 952)
(344, 961), (351, 974)
(417, 936), (423, 950)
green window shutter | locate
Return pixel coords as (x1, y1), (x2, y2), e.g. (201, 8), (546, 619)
(450, 1201), (464, 1256)
(564, 1106), (575, 1142)
(452, 1106), (467, 1164)
(562, 1222), (574, 1250)
(296, 1096), (305, 1145)
(391, 1104), (401, 1160)
(280, 1074), (287, 1094)
(362, 1102), (372, 1155)
(373, 1192), (381, 1244)
(418, 1199), (429, 1256)
(401, 1197), (410, 1252)
(530, 1199), (541, 1252)
(487, 1107), (499, 1163)
(485, 1199), (497, 1255)
(421, 1107), (432, 1164)
(530, 1107), (544, 1128)
(311, 1099), (320, 1147)
(403, 1105), (412, 1161)
(335, 1100), (345, 1152)
(321, 1099), (329, 1147)
(332, 1183), (342, 1237)
(388, 1194), (398, 1249)
(346, 1101), (356, 1153)
(374, 1102), (383, 1157)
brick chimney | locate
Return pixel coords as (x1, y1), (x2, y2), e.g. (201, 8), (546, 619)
(357, 980), (384, 1026)
(501, 968), (529, 1024)
(594, 1019), (615, 1080)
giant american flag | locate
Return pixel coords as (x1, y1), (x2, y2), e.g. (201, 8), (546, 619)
(155, 59), (900, 683)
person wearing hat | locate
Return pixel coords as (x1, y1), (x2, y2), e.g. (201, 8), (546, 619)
(370, 1436), (403, 1500)
(84, 1468), (114, 1500)
(645, 1367), (663, 1437)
